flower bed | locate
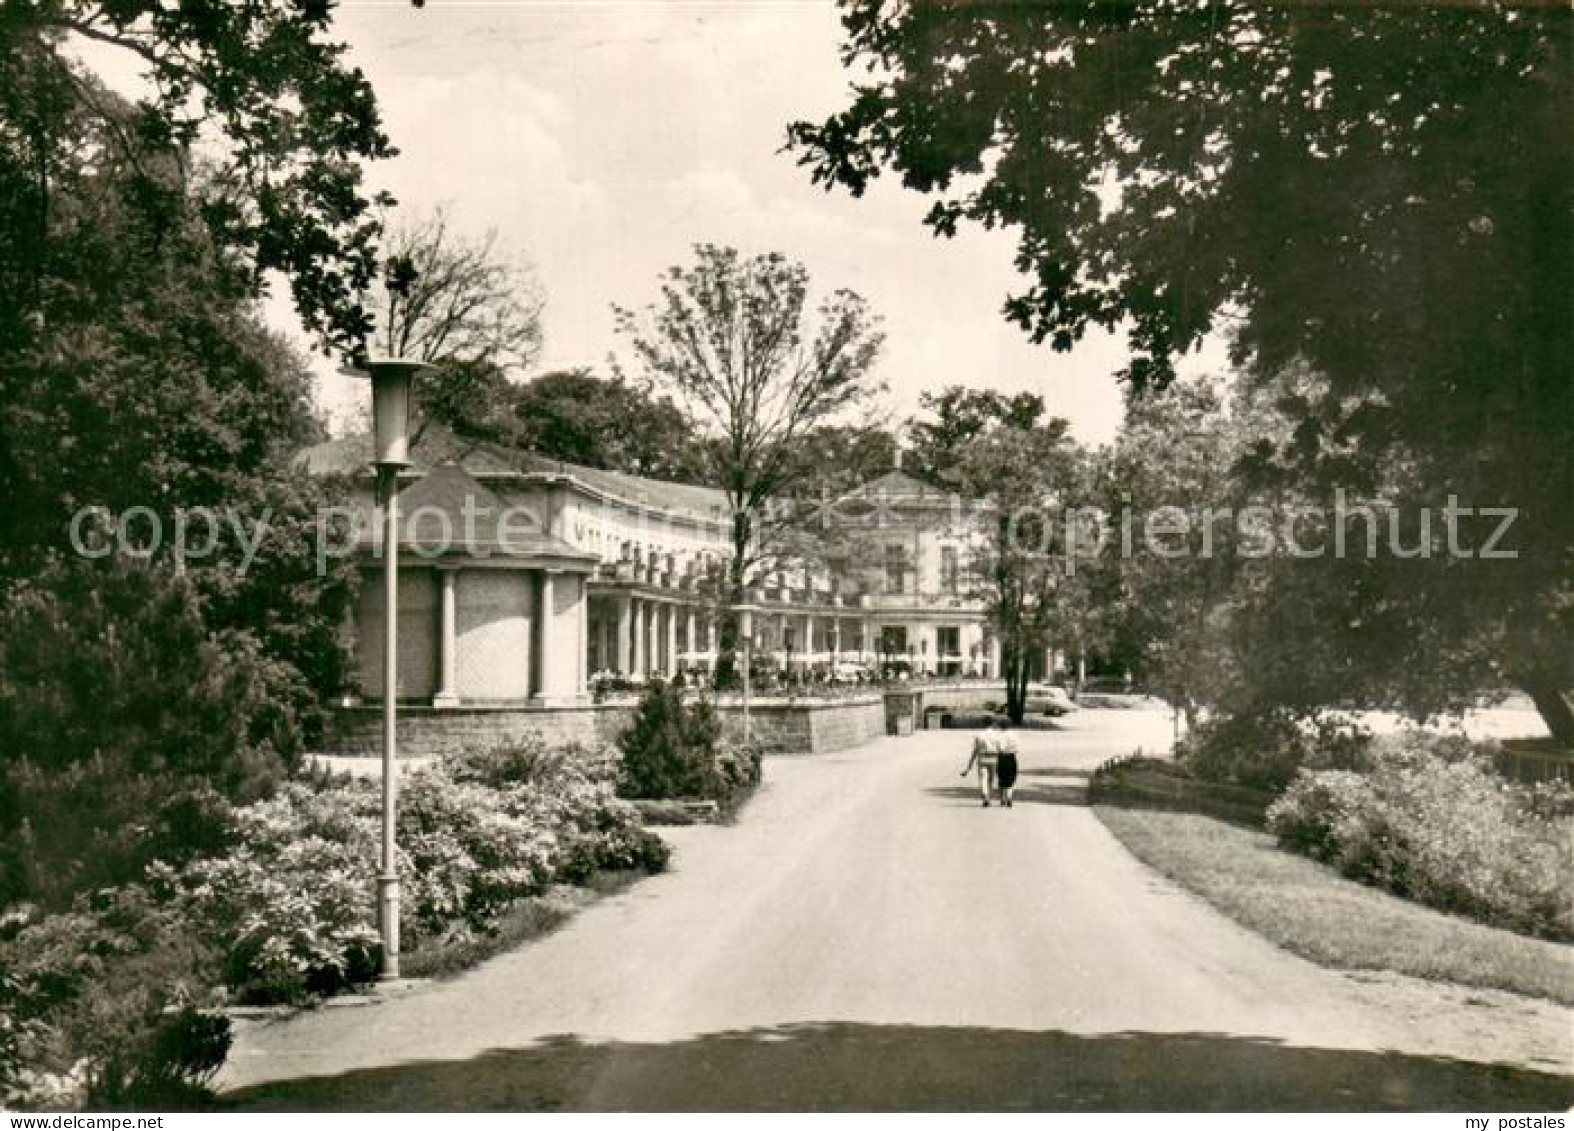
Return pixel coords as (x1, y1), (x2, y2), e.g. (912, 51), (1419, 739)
(166, 740), (669, 1005)
(0, 736), (668, 1109)
(1267, 732), (1574, 941)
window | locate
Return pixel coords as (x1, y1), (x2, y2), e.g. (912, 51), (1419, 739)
(940, 545), (959, 594)
(937, 626), (960, 657)
(880, 625), (908, 658)
(884, 543), (907, 594)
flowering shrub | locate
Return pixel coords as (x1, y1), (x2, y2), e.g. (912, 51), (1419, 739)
(150, 747), (669, 1004)
(469, 745), (670, 887)
(1, 734), (672, 1109)
(0, 887), (230, 1110)
(1269, 733), (1574, 940)
(398, 773), (561, 938)
(714, 738), (764, 803)
(444, 735), (621, 791)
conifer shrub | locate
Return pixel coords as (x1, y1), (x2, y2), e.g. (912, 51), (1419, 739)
(616, 679), (761, 806)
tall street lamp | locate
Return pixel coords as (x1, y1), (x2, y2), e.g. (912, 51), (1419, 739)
(345, 356), (433, 981)
(732, 602), (756, 743)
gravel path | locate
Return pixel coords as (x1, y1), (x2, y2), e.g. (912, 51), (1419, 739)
(220, 709), (1572, 1110)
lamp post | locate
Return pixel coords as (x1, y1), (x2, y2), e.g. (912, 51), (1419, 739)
(345, 357), (433, 981)
(732, 602), (756, 743)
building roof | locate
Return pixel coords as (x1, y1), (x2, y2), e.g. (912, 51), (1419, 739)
(520, 453), (728, 517)
(363, 463), (595, 564)
(297, 420), (728, 515)
(298, 423), (962, 521)
(294, 423), (522, 478)
(840, 468), (965, 507)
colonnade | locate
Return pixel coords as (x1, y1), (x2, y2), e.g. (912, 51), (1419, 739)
(585, 592), (1000, 679)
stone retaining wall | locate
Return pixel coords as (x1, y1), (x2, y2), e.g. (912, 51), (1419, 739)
(327, 694), (887, 759)
(911, 681), (1007, 711)
(327, 704), (632, 759)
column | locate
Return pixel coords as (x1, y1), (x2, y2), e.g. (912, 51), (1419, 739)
(989, 635), (1002, 680)
(666, 602), (679, 674)
(630, 596), (644, 677)
(533, 570), (555, 701)
(646, 601), (660, 675)
(685, 607), (697, 668)
(802, 613), (813, 664)
(433, 567), (459, 707)
(617, 596), (633, 674)
(576, 577), (589, 695)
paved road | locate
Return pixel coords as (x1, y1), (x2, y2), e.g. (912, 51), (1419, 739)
(222, 710), (1572, 1110)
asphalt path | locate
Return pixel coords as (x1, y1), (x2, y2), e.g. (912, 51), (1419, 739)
(221, 709), (1572, 1110)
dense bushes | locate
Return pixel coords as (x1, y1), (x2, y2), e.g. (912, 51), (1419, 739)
(1268, 732), (1574, 940)
(0, 735), (669, 1108)
(1, 887), (230, 1110)
(154, 741), (668, 1006)
(0, 558), (306, 909)
(617, 679), (762, 807)
(1179, 709), (1371, 794)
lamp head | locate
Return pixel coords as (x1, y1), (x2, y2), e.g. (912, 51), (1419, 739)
(342, 357), (436, 469)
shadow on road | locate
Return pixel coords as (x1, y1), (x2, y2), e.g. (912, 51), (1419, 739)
(225, 1023), (1574, 1111)
(925, 783), (1092, 808)
(926, 766), (1095, 808)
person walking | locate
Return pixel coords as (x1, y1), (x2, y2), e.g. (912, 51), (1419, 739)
(992, 719), (1020, 807)
(960, 729), (999, 807)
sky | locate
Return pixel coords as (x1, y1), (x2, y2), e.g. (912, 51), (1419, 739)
(268, 2), (1222, 444)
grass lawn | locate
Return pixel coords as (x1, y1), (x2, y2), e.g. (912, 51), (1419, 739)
(402, 871), (642, 981)
(1094, 803), (1574, 1006)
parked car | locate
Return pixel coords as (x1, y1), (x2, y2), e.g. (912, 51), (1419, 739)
(1078, 675), (1139, 695)
(879, 659), (914, 681)
(830, 660), (873, 683)
(1024, 683), (1078, 716)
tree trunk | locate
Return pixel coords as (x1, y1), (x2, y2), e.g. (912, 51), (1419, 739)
(713, 610), (738, 690)
(714, 510), (752, 688)
(1004, 645), (1028, 724)
(1518, 669), (1574, 748)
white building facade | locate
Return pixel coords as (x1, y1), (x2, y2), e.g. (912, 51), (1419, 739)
(300, 426), (1000, 705)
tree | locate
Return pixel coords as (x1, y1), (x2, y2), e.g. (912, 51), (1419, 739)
(368, 206), (546, 441)
(1091, 377), (1247, 728)
(0, 79), (332, 576)
(0, 4), (373, 914)
(914, 385), (1083, 721)
(788, 420), (898, 500)
(907, 388), (1054, 484)
(0, 69), (360, 913)
(509, 369), (697, 480)
(0, 556), (302, 907)
(3, 0), (404, 354)
(614, 244), (886, 678)
(373, 206), (544, 371)
(791, 3), (1573, 741)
